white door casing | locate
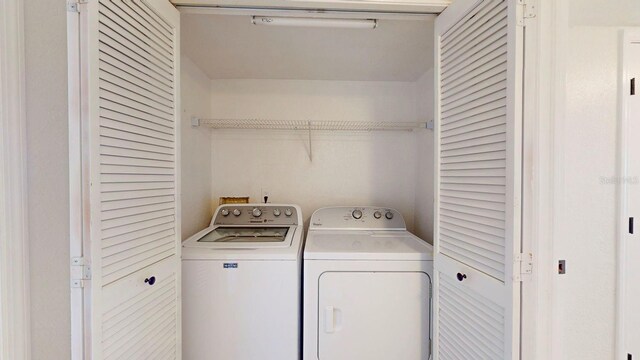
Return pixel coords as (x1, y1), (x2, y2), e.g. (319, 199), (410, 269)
(68, 0), (181, 358)
(0, 0), (30, 358)
(433, 0), (524, 359)
(618, 29), (640, 360)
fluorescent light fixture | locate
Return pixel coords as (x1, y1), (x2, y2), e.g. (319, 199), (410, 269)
(251, 16), (377, 29)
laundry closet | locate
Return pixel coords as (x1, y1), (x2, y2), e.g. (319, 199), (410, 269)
(179, 9), (436, 240)
(67, 0), (524, 359)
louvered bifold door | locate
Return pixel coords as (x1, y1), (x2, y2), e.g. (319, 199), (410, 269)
(69, 1), (181, 359)
(432, 0), (523, 359)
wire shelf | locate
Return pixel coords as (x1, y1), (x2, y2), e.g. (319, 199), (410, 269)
(199, 118), (427, 131)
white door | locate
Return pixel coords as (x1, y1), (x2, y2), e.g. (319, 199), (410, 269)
(318, 272), (431, 360)
(433, 0), (524, 359)
(620, 30), (640, 360)
(67, 1), (181, 359)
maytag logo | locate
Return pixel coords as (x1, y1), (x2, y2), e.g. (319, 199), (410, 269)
(312, 222), (322, 226)
(223, 263), (238, 269)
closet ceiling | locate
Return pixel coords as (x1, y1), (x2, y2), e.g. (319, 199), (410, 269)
(181, 14), (434, 81)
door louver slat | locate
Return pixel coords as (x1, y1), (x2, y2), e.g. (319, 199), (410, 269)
(442, 20), (507, 75)
(438, 0), (512, 284)
(442, 2), (506, 59)
(99, 0), (174, 55)
(99, 52), (173, 95)
(438, 275), (505, 360)
(443, 61), (507, 97)
(99, 2), (173, 60)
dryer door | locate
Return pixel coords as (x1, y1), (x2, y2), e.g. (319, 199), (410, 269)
(318, 272), (431, 360)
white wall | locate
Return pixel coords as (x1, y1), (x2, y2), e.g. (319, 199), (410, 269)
(550, 1), (640, 358)
(414, 69), (435, 243)
(23, 1), (70, 358)
(209, 79), (429, 229)
(180, 56), (213, 239)
(555, 25), (618, 360)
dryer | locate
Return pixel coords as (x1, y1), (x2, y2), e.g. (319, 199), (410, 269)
(303, 206), (433, 360)
(182, 204), (304, 360)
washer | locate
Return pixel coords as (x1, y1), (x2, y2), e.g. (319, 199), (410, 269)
(182, 204), (303, 360)
(303, 206), (433, 360)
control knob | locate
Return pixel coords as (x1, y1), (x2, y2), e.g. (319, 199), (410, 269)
(373, 211), (382, 219)
(252, 208), (262, 217)
(385, 211), (394, 220)
(352, 209), (363, 219)
(273, 209), (281, 217)
(221, 209), (230, 217)
(232, 209), (241, 217)
(284, 208), (293, 217)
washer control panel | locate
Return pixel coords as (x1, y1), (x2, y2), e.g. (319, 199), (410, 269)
(309, 206), (406, 230)
(213, 204), (300, 226)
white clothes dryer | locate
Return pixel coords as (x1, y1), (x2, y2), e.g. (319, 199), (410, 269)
(303, 206), (433, 360)
(182, 204), (304, 360)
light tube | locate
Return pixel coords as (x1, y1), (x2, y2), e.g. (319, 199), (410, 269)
(251, 16), (377, 29)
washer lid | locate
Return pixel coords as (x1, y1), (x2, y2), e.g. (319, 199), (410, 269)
(183, 225), (295, 249)
(303, 230), (433, 261)
(182, 225), (303, 260)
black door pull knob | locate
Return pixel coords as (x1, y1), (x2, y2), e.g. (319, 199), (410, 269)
(456, 273), (467, 282)
(144, 276), (156, 285)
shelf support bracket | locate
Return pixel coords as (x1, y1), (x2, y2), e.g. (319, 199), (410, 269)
(307, 121), (313, 162)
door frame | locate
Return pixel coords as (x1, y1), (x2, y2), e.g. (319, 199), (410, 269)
(63, 1), (554, 358)
(616, 28), (640, 360)
(0, 0), (31, 358)
(67, 2), (86, 358)
(519, 0), (565, 359)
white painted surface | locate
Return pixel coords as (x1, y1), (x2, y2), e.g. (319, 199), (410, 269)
(519, 1), (558, 358)
(209, 78), (424, 230)
(182, 204), (303, 360)
(554, 26), (618, 360)
(620, 30), (640, 360)
(23, 0), (70, 358)
(180, 56), (213, 239)
(173, 0), (450, 17)
(0, 0), (30, 358)
(318, 272), (430, 360)
(69, 1), (182, 358)
(551, 1), (640, 358)
(182, 14), (434, 81)
(414, 69), (435, 243)
(432, 0), (523, 358)
(302, 207), (433, 360)
(570, 0), (640, 26)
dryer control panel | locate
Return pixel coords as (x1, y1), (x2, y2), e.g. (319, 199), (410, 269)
(212, 204), (300, 226)
(309, 206), (406, 230)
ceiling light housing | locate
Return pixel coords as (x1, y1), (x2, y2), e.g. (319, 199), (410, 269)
(251, 16), (378, 29)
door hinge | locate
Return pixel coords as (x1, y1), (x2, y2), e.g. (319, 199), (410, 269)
(518, 0), (537, 26)
(71, 256), (91, 288)
(514, 252), (533, 281)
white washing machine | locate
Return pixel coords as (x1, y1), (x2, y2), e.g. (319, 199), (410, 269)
(303, 206), (433, 360)
(182, 204), (304, 360)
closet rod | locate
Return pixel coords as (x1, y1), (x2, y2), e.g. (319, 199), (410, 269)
(198, 119), (429, 131)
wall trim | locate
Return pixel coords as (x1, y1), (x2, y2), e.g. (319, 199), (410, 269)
(520, 0), (565, 359)
(0, 0), (31, 359)
(616, 28), (640, 360)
